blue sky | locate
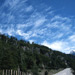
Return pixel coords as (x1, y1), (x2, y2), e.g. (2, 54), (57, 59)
(0, 0), (75, 53)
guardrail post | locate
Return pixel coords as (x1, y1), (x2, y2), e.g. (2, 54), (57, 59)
(2, 70), (4, 75)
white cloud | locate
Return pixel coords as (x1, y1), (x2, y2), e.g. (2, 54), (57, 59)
(8, 0), (20, 8)
(34, 17), (46, 27)
(0, 29), (3, 33)
(41, 40), (69, 53)
(69, 35), (75, 42)
(6, 29), (15, 36)
(17, 24), (29, 29)
(48, 11), (54, 15)
(29, 40), (35, 44)
(41, 40), (75, 54)
(32, 33), (38, 37)
(45, 7), (52, 11)
(51, 15), (71, 22)
(25, 5), (33, 12)
(0, 24), (15, 36)
(16, 30), (32, 40)
(53, 33), (64, 39)
(47, 21), (61, 28)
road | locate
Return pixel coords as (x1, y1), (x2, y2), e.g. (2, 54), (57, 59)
(53, 68), (73, 75)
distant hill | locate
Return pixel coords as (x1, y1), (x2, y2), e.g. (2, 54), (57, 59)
(0, 33), (75, 74)
(70, 50), (75, 56)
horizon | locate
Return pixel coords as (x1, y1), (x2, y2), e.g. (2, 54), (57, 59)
(0, 0), (75, 53)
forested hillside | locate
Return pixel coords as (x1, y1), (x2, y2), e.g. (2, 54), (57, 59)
(0, 34), (75, 74)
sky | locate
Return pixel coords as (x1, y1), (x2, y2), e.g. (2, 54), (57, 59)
(0, 0), (75, 53)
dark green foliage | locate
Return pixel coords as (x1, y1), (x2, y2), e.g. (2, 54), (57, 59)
(0, 33), (75, 73)
(32, 64), (39, 75)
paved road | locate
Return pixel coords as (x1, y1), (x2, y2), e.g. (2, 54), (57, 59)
(53, 68), (73, 75)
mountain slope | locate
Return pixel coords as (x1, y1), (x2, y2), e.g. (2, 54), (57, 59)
(70, 50), (75, 55)
(0, 34), (75, 74)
